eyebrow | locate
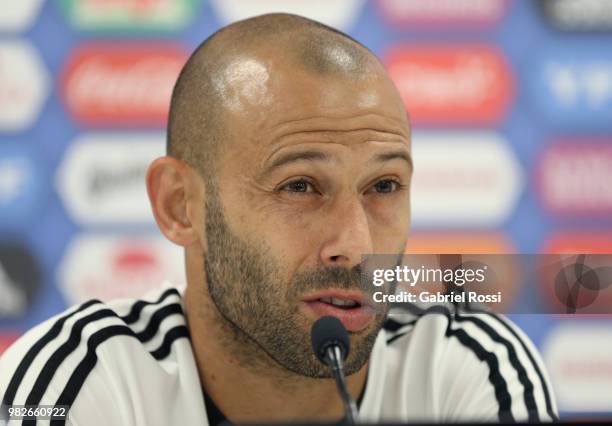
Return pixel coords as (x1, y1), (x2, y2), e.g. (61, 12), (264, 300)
(262, 148), (413, 177)
(371, 150), (413, 172)
(263, 150), (333, 177)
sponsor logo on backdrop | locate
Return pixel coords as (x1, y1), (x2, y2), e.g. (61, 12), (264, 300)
(56, 133), (164, 225)
(58, 234), (185, 304)
(61, 44), (187, 126)
(0, 243), (41, 319)
(385, 44), (514, 125)
(543, 324), (612, 412)
(0, 144), (46, 227)
(537, 142), (612, 216)
(531, 49), (612, 126)
(209, 0), (365, 30)
(539, 0), (612, 31)
(0, 333), (19, 355)
(376, 0), (507, 27)
(0, 41), (50, 132)
(543, 232), (612, 253)
(410, 131), (523, 227)
(0, 0), (44, 31)
(58, 0), (200, 31)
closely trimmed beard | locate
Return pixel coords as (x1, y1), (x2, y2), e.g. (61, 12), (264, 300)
(203, 188), (388, 378)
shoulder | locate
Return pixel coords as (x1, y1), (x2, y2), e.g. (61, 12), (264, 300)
(0, 286), (190, 424)
(381, 306), (558, 423)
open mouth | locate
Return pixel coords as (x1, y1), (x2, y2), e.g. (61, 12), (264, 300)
(317, 297), (361, 309)
(300, 291), (374, 332)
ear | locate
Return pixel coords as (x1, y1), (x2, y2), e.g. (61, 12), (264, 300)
(146, 156), (203, 247)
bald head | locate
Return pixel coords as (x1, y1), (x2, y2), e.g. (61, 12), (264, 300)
(167, 13), (385, 181)
(150, 16), (411, 381)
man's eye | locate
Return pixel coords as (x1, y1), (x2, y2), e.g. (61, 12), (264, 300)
(280, 180), (314, 193)
(372, 179), (400, 194)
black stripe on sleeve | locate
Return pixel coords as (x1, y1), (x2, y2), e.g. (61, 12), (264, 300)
(5, 289), (180, 411)
(483, 312), (559, 422)
(150, 325), (190, 360)
(1, 299), (101, 408)
(447, 327), (514, 422)
(386, 329), (413, 345)
(48, 321), (189, 426)
(383, 317), (418, 332)
(426, 306), (514, 423)
(44, 326), (136, 426)
(136, 303), (183, 342)
(23, 309), (118, 408)
(455, 312), (538, 422)
(23, 302), (184, 410)
(385, 320), (417, 345)
(383, 318), (408, 332)
(121, 288), (180, 325)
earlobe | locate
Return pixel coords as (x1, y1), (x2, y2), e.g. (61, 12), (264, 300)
(146, 156), (201, 247)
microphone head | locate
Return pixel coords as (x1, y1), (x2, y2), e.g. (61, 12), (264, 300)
(311, 316), (350, 364)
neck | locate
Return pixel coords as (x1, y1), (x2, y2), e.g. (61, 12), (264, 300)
(183, 256), (369, 423)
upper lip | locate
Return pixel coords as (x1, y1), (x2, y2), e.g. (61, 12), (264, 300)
(300, 289), (372, 307)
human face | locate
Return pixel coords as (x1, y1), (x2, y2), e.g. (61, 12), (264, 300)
(204, 54), (412, 377)
(205, 185), (388, 377)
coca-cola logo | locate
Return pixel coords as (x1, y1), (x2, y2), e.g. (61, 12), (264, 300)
(384, 44), (514, 124)
(61, 44), (187, 126)
(58, 234), (185, 304)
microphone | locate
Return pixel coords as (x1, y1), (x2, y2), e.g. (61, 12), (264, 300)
(311, 316), (359, 424)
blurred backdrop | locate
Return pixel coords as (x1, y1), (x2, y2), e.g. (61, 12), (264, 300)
(0, 0), (611, 419)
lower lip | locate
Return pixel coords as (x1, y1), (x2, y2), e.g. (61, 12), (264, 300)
(300, 301), (375, 332)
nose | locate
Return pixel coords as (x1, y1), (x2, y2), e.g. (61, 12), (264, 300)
(319, 195), (373, 269)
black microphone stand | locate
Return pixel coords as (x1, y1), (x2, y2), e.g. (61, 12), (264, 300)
(324, 346), (359, 424)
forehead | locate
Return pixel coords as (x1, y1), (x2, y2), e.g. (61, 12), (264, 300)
(219, 54), (410, 155)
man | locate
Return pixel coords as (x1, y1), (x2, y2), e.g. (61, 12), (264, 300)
(1, 13), (557, 425)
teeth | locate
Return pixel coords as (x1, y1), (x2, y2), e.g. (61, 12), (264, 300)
(320, 297), (358, 307)
(332, 297), (348, 306)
